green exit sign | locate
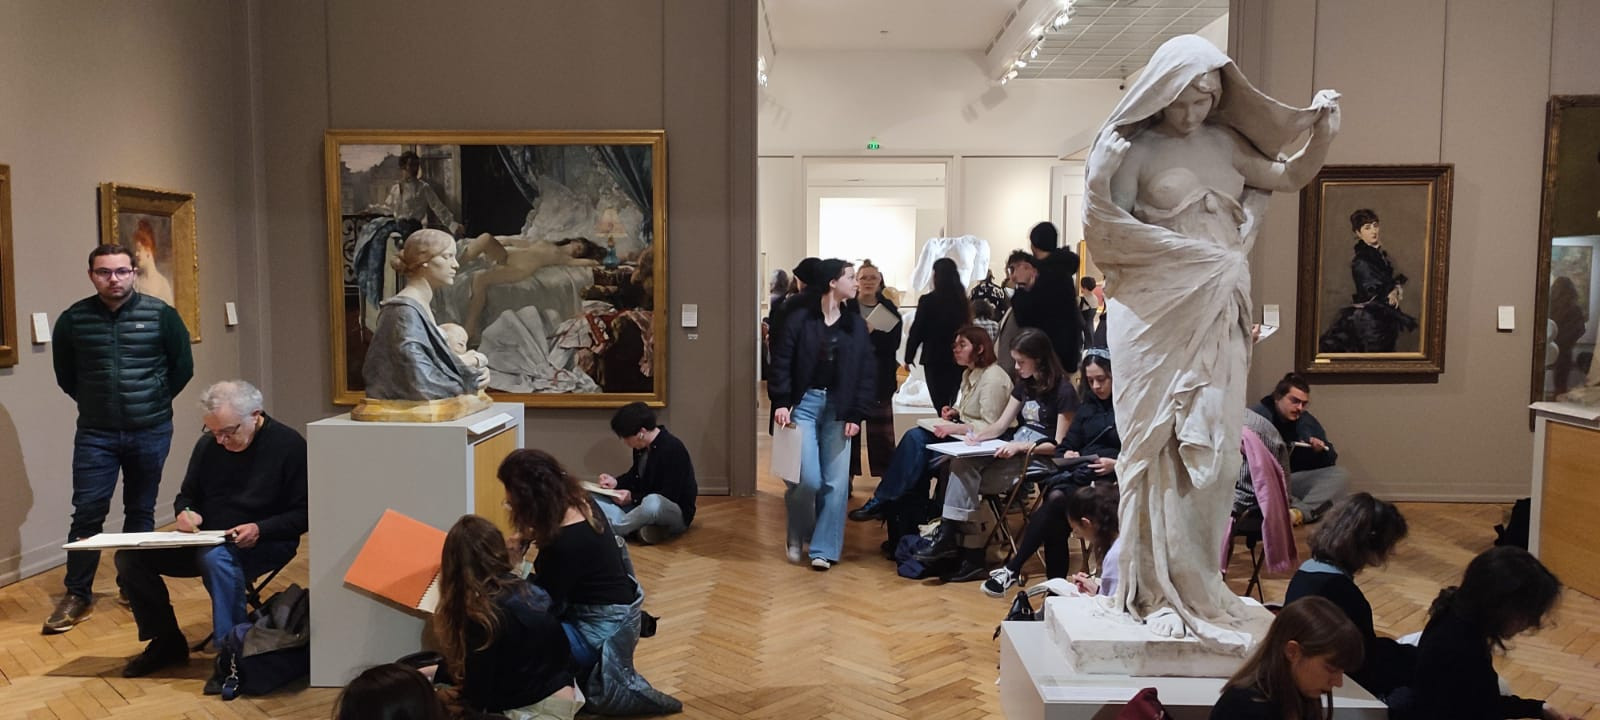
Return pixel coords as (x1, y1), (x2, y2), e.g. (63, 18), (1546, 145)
(866, 140), (881, 150)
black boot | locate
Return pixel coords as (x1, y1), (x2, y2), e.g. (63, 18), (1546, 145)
(913, 522), (960, 563)
(943, 548), (990, 583)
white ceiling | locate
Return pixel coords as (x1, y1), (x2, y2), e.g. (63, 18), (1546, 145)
(1017, 0), (1228, 79)
(763, 0), (1020, 51)
(763, 0), (1228, 80)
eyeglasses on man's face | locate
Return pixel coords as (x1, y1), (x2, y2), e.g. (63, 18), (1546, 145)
(203, 423), (246, 441)
(91, 268), (136, 280)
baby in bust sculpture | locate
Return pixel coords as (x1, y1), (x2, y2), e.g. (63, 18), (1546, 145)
(358, 229), (490, 420)
(1083, 35), (1339, 653)
(438, 323), (491, 377)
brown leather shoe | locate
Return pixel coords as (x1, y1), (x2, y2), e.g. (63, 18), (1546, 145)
(42, 594), (94, 634)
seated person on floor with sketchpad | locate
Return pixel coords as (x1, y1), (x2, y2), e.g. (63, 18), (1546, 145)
(115, 380), (307, 692)
(594, 402), (697, 544)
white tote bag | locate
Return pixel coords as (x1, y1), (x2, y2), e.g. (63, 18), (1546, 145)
(770, 423), (802, 483)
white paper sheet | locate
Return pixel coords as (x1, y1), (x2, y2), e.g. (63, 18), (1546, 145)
(927, 438), (1007, 457)
(64, 531), (227, 550)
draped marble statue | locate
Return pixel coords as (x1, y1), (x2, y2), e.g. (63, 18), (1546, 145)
(355, 228), (492, 422)
(1083, 35), (1340, 653)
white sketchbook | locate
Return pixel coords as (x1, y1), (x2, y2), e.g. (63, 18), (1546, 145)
(582, 481), (625, 499)
(865, 303), (899, 333)
(771, 424), (802, 482)
(927, 438), (1007, 457)
(64, 531), (227, 551)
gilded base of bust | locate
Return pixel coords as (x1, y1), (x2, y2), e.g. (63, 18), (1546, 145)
(351, 391), (494, 423)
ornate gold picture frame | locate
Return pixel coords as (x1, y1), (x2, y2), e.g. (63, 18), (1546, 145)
(325, 130), (668, 408)
(97, 183), (201, 343)
(1532, 95), (1600, 406)
(1295, 164), (1454, 379)
(0, 165), (16, 367)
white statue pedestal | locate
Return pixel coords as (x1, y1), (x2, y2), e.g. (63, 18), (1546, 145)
(1045, 595), (1272, 677)
(306, 403), (523, 687)
(997, 600), (1387, 719)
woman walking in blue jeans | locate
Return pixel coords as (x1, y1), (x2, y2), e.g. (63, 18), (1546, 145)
(770, 258), (876, 571)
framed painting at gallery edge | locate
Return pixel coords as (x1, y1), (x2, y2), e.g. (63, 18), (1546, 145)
(98, 183), (200, 343)
(325, 130), (667, 408)
(1295, 164), (1454, 379)
(0, 165), (15, 367)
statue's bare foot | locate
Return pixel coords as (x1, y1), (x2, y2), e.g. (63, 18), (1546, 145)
(1147, 608), (1188, 639)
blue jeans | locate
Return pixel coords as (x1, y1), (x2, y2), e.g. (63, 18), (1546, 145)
(598, 494), (688, 540)
(870, 427), (940, 502)
(785, 389), (850, 562)
(114, 539), (298, 645)
(66, 421), (174, 599)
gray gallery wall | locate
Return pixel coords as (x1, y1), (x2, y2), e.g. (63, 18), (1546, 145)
(0, 0), (756, 585)
(1234, 0), (1600, 500)
(5, 0), (1600, 586)
(0, 1), (260, 584)
(252, 0), (758, 495)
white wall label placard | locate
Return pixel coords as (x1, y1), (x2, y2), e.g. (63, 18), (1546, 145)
(31, 312), (50, 343)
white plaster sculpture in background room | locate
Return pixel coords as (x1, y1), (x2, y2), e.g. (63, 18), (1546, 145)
(1083, 34), (1339, 653)
(356, 228), (492, 422)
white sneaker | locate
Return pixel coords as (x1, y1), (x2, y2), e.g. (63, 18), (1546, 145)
(810, 557), (833, 571)
(786, 542), (803, 564)
(982, 567), (1017, 598)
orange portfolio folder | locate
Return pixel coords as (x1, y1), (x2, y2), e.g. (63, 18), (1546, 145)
(343, 509), (446, 612)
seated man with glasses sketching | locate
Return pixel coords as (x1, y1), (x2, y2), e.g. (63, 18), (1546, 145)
(115, 380), (307, 692)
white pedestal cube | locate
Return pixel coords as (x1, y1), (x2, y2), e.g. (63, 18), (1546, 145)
(307, 403), (522, 687)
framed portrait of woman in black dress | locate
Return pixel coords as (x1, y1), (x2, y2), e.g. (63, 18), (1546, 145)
(1295, 164), (1454, 379)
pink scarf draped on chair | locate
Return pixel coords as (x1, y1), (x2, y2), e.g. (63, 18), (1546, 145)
(1223, 426), (1298, 574)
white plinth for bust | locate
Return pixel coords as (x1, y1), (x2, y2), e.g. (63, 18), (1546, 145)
(1045, 595), (1273, 677)
(999, 618), (1387, 719)
(306, 403), (523, 687)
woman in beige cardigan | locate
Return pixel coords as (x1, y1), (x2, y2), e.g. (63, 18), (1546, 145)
(849, 325), (1012, 522)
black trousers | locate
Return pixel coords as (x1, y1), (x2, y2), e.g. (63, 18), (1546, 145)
(114, 540), (297, 644)
(849, 397), (897, 478)
(1006, 488), (1073, 579)
(922, 363), (963, 412)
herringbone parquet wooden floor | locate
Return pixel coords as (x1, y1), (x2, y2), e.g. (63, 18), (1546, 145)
(2, 419), (1597, 718)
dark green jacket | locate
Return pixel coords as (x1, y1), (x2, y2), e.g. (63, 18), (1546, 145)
(53, 292), (193, 430)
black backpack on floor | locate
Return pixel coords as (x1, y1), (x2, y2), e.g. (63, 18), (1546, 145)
(215, 584), (310, 700)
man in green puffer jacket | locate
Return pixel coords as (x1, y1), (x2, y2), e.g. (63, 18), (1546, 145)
(44, 243), (193, 634)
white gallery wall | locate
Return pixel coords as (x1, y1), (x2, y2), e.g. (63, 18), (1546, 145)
(757, 48), (1117, 293)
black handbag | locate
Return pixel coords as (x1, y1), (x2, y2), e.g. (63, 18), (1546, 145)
(993, 589), (1038, 639)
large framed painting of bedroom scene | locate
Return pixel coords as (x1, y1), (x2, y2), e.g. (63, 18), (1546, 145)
(324, 130), (667, 408)
(1294, 164), (1453, 380)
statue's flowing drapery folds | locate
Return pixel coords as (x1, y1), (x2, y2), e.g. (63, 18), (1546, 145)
(1084, 35), (1336, 653)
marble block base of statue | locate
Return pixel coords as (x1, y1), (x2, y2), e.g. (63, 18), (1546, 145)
(1044, 595), (1273, 677)
(351, 390), (494, 423)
